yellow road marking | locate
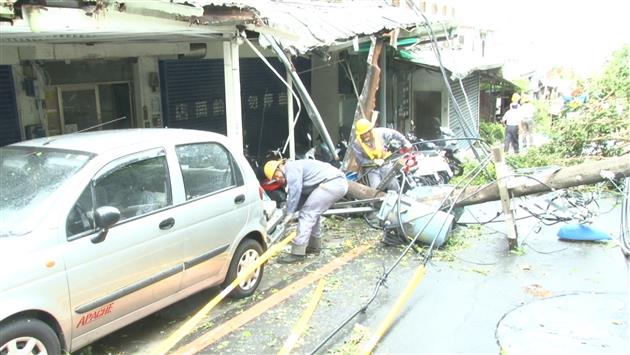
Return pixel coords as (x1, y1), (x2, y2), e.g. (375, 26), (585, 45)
(359, 265), (427, 354)
(278, 278), (326, 355)
(175, 241), (375, 355)
(154, 231), (297, 355)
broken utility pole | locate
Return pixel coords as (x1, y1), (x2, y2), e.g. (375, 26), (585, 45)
(347, 154), (630, 208)
(342, 37), (385, 171)
(492, 147), (518, 249)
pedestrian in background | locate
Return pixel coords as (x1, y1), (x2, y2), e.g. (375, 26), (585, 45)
(502, 102), (522, 154)
(263, 159), (348, 264)
(519, 94), (535, 149)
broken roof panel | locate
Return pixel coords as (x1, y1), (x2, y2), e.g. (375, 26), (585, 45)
(1, 0), (434, 53)
(190, 0), (430, 54)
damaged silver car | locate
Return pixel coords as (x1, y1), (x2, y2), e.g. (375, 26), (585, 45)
(0, 128), (269, 354)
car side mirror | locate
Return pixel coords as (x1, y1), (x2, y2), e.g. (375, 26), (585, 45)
(91, 206), (121, 244)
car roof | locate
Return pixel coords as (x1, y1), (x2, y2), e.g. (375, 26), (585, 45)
(9, 128), (229, 154)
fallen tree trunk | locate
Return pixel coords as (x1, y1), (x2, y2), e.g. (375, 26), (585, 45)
(347, 154), (630, 207)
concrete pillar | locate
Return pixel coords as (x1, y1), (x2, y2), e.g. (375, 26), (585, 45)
(133, 56), (162, 128)
(223, 37), (243, 154)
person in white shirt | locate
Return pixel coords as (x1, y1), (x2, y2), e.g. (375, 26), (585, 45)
(502, 103), (522, 153)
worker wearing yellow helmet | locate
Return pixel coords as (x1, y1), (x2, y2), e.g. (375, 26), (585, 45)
(350, 118), (412, 191)
(263, 158), (348, 263)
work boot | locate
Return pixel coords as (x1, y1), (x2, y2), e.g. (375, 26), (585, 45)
(277, 253), (306, 264)
(278, 244), (306, 263)
(306, 237), (322, 255)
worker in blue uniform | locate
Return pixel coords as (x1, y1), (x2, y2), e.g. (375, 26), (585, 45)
(264, 159), (348, 264)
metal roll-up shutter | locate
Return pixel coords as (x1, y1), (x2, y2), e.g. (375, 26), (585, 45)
(0, 66), (21, 146)
(448, 73), (480, 147)
(240, 57), (311, 158)
(159, 59), (226, 133)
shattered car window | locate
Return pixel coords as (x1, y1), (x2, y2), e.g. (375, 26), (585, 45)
(176, 142), (238, 200)
(0, 147), (92, 237)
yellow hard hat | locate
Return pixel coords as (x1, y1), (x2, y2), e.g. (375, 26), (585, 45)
(355, 118), (374, 136)
(263, 159), (282, 180)
(511, 93), (521, 103)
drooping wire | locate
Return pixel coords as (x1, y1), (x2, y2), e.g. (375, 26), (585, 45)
(404, 0), (486, 168)
(241, 34), (303, 157)
(309, 148), (490, 354)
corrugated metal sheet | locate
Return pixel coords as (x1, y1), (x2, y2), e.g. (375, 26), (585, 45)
(1, 1), (434, 54)
(191, 0), (431, 54)
(448, 73), (480, 146)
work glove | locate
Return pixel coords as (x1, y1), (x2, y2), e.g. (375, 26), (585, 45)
(283, 212), (298, 225)
(374, 158), (385, 166)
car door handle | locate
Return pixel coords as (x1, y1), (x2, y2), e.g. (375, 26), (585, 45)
(234, 194), (246, 204)
(159, 218), (175, 230)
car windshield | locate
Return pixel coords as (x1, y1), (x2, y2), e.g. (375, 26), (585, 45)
(0, 146), (92, 237)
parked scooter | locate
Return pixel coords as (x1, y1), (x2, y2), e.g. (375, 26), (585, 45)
(313, 136), (347, 168)
(407, 124), (464, 178)
(370, 138), (453, 192)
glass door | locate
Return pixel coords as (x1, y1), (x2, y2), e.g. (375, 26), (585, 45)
(58, 84), (99, 133)
(57, 82), (132, 134)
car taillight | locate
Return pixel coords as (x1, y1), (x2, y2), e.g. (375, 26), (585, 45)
(258, 186), (264, 200)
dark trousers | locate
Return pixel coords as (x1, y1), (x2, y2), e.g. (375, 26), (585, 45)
(504, 125), (519, 153)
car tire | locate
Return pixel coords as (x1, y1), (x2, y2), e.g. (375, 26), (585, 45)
(222, 238), (264, 299)
(0, 318), (61, 355)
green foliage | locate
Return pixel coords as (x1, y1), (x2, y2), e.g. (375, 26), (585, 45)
(505, 146), (561, 169)
(532, 100), (553, 135)
(450, 158), (496, 186)
(591, 45), (630, 100)
(528, 45), (630, 161)
(452, 47), (628, 186)
(511, 78), (530, 92)
(479, 121), (504, 146)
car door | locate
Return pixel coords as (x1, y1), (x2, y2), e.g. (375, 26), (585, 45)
(63, 148), (186, 339)
(174, 142), (250, 288)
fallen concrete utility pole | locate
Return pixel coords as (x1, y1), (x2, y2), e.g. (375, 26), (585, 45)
(346, 154), (630, 207)
(264, 34), (338, 160)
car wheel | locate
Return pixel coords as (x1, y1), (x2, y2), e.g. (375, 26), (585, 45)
(0, 318), (61, 355)
(222, 239), (264, 299)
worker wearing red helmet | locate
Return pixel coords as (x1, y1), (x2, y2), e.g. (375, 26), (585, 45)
(263, 159), (347, 264)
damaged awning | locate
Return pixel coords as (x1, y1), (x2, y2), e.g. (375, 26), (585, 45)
(1, 0), (436, 54)
(397, 48), (505, 80)
(196, 0), (429, 54)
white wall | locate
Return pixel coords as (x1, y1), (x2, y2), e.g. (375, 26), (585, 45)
(0, 46), (19, 65)
(12, 64), (45, 137)
(132, 56), (162, 128)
